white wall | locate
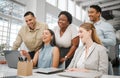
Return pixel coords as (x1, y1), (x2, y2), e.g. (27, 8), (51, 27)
(16, 0), (37, 13)
(15, 0), (82, 26)
(46, 3), (82, 26)
(14, 0), (47, 22)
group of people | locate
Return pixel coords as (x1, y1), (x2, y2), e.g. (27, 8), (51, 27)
(0, 5), (116, 75)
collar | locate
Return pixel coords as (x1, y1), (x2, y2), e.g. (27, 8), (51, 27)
(27, 21), (41, 32)
(85, 42), (97, 60)
(94, 20), (102, 26)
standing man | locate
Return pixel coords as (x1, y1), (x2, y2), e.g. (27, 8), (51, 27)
(88, 5), (116, 75)
(88, 5), (116, 51)
(12, 11), (48, 58)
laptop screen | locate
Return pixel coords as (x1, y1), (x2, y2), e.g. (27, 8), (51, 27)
(3, 50), (20, 68)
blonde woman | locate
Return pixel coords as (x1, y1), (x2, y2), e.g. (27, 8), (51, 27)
(67, 23), (108, 74)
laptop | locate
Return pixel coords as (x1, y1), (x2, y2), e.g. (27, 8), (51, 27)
(35, 68), (64, 74)
(3, 50), (20, 68)
(58, 71), (102, 78)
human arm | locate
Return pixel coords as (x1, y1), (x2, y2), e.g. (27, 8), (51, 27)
(12, 29), (23, 50)
(52, 46), (60, 68)
(66, 68), (89, 72)
(32, 50), (39, 67)
(67, 47), (89, 72)
(21, 50), (39, 67)
(60, 36), (79, 63)
(98, 46), (108, 74)
(66, 36), (79, 58)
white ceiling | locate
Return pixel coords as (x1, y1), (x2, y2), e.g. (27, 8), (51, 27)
(73, 0), (120, 30)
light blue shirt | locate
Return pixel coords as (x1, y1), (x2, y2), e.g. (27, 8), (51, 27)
(94, 20), (116, 49)
(38, 44), (53, 68)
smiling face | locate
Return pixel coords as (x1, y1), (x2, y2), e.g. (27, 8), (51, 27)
(88, 8), (100, 23)
(24, 14), (36, 30)
(42, 29), (53, 44)
(58, 14), (69, 29)
(78, 27), (92, 44)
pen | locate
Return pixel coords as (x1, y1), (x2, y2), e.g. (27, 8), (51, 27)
(24, 57), (27, 61)
(18, 57), (23, 61)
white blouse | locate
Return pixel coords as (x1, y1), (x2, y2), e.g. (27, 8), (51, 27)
(53, 25), (78, 48)
(76, 44), (94, 68)
(76, 50), (86, 68)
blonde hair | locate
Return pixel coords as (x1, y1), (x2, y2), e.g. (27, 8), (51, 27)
(80, 23), (102, 45)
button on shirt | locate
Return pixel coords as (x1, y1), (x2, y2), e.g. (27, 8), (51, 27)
(12, 21), (48, 51)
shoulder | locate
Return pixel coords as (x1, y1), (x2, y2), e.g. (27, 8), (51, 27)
(37, 21), (48, 28)
(68, 24), (78, 30)
(52, 26), (60, 34)
(53, 46), (59, 51)
(53, 26), (59, 31)
(68, 24), (79, 38)
(20, 25), (27, 29)
(52, 46), (60, 57)
(94, 43), (107, 52)
(100, 20), (113, 29)
(52, 46), (59, 54)
(68, 25), (79, 34)
(18, 25), (28, 33)
(102, 20), (111, 25)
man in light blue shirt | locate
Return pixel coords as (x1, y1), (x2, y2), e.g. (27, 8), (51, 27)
(88, 5), (116, 51)
(88, 5), (116, 75)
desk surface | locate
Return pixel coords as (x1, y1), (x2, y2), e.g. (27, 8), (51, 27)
(0, 64), (119, 78)
(0, 64), (69, 78)
(101, 75), (120, 78)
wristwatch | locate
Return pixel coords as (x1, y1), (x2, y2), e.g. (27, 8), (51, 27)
(65, 56), (68, 60)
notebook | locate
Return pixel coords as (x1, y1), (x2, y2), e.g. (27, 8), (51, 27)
(58, 71), (102, 78)
(3, 50), (20, 68)
(35, 68), (64, 74)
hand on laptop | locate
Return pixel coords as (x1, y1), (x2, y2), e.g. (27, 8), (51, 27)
(0, 60), (6, 64)
(65, 68), (89, 72)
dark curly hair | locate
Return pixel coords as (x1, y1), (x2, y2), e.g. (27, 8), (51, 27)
(58, 11), (72, 24)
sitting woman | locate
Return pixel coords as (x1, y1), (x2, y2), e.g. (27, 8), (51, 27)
(21, 29), (60, 68)
(67, 23), (108, 74)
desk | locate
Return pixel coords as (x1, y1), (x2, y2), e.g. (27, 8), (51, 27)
(0, 64), (69, 78)
(101, 75), (120, 78)
(0, 64), (120, 78)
